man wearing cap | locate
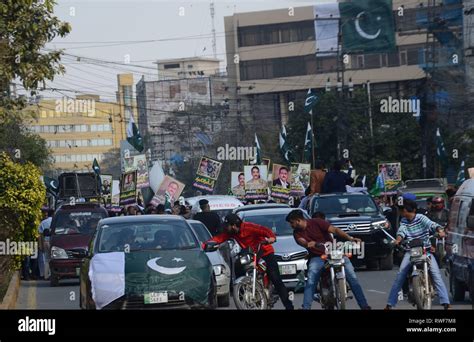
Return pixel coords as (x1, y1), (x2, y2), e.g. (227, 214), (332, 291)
(193, 199), (222, 236)
(207, 214), (294, 310)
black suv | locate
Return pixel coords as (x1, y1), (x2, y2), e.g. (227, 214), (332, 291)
(308, 192), (394, 270)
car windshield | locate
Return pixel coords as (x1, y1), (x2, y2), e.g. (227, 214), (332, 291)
(242, 212), (296, 236)
(53, 211), (106, 235)
(312, 195), (378, 215)
(97, 220), (199, 252)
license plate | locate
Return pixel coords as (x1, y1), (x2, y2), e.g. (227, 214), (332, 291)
(75, 268), (80, 276)
(144, 292), (168, 304)
(279, 264), (297, 275)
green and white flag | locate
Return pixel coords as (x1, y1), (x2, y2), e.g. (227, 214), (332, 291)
(88, 250), (212, 309)
(303, 122), (313, 164)
(126, 115), (144, 152)
(436, 127), (448, 167)
(279, 125), (291, 164)
(455, 160), (465, 187)
(254, 133), (262, 165)
(304, 89), (318, 115)
(92, 158), (100, 175)
(339, 0), (396, 53)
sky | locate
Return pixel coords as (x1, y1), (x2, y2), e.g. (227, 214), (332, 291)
(35, 0), (327, 100)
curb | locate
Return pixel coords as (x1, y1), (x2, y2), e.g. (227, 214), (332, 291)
(0, 271), (20, 309)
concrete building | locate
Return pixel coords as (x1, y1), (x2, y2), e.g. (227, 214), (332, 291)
(25, 74), (137, 172)
(223, 1), (464, 127)
(136, 57), (233, 165)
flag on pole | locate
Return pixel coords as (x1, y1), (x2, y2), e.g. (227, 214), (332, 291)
(126, 115), (144, 152)
(92, 158), (101, 175)
(255, 134), (262, 165)
(369, 171), (385, 196)
(279, 125), (291, 164)
(455, 160), (465, 187)
(436, 127), (448, 168)
(303, 122), (313, 164)
(304, 89), (318, 115)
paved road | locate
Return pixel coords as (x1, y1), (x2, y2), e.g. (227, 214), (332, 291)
(16, 268), (472, 310)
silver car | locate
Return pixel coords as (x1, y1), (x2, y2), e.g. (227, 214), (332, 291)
(187, 220), (231, 307)
(237, 207), (310, 288)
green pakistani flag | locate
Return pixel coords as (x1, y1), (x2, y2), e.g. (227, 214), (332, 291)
(254, 134), (262, 165)
(127, 114), (144, 152)
(303, 122), (313, 164)
(339, 0), (396, 53)
(304, 89), (318, 114)
(455, 160), (465, 187)
(279, 125), (291, 164)
(436, 128), (448, 168)
(92, 158), (100, 175)
(43, 176), (59, 194)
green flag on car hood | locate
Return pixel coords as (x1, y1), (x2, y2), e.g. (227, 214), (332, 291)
(89, 250), (212, 309)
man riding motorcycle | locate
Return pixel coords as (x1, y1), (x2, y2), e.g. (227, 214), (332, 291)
(385, 198), (450, 310)
(206, 214), (294, 310)
(427, 196), (449, 226)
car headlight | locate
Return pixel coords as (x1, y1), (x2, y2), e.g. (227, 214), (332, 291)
(239, 254), (252, 265)
(51, 246), (68, 259)
(372, 220), (390, 230)
(213, 265), (224, 276)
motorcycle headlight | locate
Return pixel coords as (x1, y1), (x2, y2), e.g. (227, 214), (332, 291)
(410, 247), (424, 258)
(330, 250), (344, 260)
(239, 254), (252, 265)
(51, 246), (68, 259)
(372, 220), (390, 230)
(213, 265), (224, 276)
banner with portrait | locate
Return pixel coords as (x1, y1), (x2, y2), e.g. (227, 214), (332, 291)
(119, 171), (137, 206)
(244, 165), (269, 201)
(290, 163), (311, 197)
(231, 171), (245, 199)
(378, 162), (402, 194)
(150, 176), (185, 207)
(101, 174), (113, 206)
(133, 154), (150, 188)
(193, 156), (222, 193)
(271, 164), (291, 201)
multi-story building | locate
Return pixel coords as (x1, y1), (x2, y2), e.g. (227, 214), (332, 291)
(224, 1), (464, 128)
(25, 74), (137, 172)
(136, 57), (233, 165)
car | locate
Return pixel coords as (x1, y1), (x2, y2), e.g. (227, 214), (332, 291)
(232, 203), (289, 215)
(190, 195), (244, 220)
(308, 192), (394, 270)
(401, 178), (448, 211)
(236, 207), (310, 288)
(45, 203), (108, 286)
(187, 220), (231, 307)
(79, 215), (217, 310)
(445, 179), (474, 304)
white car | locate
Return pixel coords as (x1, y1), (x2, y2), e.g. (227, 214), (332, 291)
(189, 195), (244, 220)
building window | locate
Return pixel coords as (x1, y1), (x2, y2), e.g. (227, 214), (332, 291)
(164, 63), (180, 69)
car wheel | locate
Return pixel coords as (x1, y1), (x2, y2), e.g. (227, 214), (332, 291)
(50, 274), (59, 287)
(217, 293), (230, 307)
(208, 275), (218, 309)
(450, 269), (466, 302)
(366, 259), (379, 270)
(379, 253), (394, 270)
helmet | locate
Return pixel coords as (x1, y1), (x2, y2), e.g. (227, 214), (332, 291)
(432, 196), (445, 210)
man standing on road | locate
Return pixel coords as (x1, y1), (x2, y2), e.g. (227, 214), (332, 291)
(207, 214), (294, 310)
(286, 209), (371, 310)
(193, 199), (221, 236)
(38, 208), (54, 280)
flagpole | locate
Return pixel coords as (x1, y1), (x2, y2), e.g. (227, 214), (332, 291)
(311, 115), (315, 168)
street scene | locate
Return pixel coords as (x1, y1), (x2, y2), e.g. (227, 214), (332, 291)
(1, 0), (473, 335)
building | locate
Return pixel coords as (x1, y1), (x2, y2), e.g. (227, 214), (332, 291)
(136, 57), (233, 165)
(223, 1), (464, 127)
(25, 74), (137, 172)
(154, 57), (223, 80)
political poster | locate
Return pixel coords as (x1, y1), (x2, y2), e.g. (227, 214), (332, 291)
(193, 156), (222, 193)
(271, 164), (291, 201)
(150, 176), (185, 207)
(290, 163), (311, 197)
(119, 171), (137, 206)
(231, 171), (245, 199)
(133, 154), (149, 188)
(378, 162), (402, 194)
(244, 165), (268, 201)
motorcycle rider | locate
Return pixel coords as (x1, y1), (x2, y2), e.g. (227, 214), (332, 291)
(385, 198), (451, 310)
(286, 210), (371, 310)
(206, 214), (294, 310)
(427, 196), (449, 226)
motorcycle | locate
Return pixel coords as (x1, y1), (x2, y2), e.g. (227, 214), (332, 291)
(315, 241), (355, 310)
(232, 242), (278, 310)
(396, 238), (436, 310)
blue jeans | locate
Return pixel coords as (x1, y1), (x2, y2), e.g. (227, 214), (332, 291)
(387, 252), (450, 307)
(303, 256), (369, 309)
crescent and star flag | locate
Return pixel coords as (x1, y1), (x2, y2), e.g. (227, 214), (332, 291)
(304, 89), (318, 114)
(126, 114), (144, 152)
(279, 125), (291, 164)
(303, 122), (313, 164)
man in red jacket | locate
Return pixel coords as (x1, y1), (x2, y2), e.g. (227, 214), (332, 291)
(208, 214), (294, 310)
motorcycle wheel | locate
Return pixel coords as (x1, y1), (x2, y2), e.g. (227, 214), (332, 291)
(335, 278), (347, 310)
(233, 277), (268, 310)
(412, 273), (431, 310)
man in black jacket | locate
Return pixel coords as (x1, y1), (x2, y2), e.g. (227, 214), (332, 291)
(321, 160), (352, 193)
(193, 199), (222, 236)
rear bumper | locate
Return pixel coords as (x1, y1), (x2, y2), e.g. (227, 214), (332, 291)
(50, 259), (82, 278)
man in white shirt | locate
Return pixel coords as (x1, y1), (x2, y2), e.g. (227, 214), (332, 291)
(38, 209), (54, 280)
